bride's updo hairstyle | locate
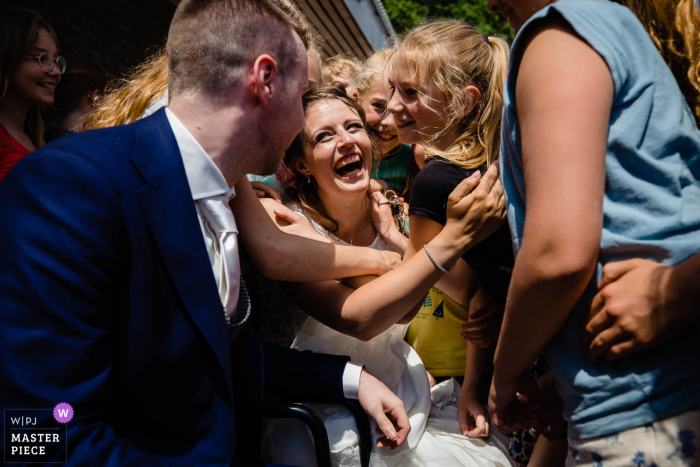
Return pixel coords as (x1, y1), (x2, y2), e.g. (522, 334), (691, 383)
(284, 84), (377, 232)
(388, 21), (509, 169)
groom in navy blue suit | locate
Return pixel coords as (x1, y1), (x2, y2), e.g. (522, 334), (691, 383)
(0, 0), (411, 465)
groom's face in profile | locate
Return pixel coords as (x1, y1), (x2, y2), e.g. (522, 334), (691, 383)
(256, 32), (309, 175)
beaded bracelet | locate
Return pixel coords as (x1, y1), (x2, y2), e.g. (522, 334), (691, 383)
(423, 244), (450, 273)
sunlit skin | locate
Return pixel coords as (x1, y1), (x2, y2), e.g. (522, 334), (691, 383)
(486, 0), (554, 33)
(413, 143), (428, 169)
(361, 68), (400, 155)
(386, 68), (459, 150)
(257, 35), (309, 176)
(0, 28), (61, 150)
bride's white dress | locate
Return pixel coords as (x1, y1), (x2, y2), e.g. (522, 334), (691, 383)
(269, 207), (514, 467)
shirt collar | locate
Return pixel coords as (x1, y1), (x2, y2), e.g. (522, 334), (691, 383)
(165, 107), (233, 201)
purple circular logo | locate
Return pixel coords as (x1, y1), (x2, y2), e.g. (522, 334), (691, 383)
(53, 402), (73, 423)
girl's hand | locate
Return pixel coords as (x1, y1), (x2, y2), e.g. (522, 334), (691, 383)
(580, 258), (696, 361)
(460, 303), (504, 348)
(528, 370), (566, 441)
(488, 369), (541, 433)
(458, 388), (489, 437)
(273, 208), (332, 244)
(250, 181), (282, 202)
(443, 164), (507, 255)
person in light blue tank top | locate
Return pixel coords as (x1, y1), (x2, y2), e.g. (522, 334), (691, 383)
(487, 0), (700, 464)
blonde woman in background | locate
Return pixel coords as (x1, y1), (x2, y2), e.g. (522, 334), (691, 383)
(620, 0), (700, 126)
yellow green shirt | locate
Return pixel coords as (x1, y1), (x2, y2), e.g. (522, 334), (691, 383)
(405, 288), (468, 377)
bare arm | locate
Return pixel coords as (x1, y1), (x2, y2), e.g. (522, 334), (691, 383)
(404, 214), (479, 305)
(490, 20), (612, 431)
(282, 168), (506, 340)
(232, 177), (398, 281)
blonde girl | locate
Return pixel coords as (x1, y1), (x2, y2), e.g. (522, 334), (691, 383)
(356, 49), (418, 198)
(386, 16), (517, 441)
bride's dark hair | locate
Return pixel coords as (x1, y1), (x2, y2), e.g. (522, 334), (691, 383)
(284, 84), (377, 232)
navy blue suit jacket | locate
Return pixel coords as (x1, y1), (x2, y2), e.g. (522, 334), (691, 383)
(0, 109), (348, 466)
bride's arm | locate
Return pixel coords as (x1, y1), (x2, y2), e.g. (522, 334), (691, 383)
(232, 178), (399, 280)
(253, 197), (453, 340)
(265, 168), (505, 340)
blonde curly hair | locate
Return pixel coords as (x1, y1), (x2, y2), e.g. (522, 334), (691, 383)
(621, 0), (700, 127)
(355, 48), (394, 103)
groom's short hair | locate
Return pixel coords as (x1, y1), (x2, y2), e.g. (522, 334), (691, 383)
(167, 0), (308, 99)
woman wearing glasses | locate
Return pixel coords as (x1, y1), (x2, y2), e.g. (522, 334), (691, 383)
(0, 9), (64, 183)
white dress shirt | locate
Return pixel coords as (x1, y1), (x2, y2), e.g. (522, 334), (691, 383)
(164, 108), (362, 398)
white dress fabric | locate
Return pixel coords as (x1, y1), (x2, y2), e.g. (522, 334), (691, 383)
(271, 207), (514, 467)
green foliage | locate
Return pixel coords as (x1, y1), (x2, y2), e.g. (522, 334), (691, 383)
(384, 0), (513, 42)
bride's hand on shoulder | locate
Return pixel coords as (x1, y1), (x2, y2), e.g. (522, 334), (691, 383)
(369, 191), (408, 254)
(444, 163), (507, 254)
(357, 368), (410, 449)
(458, 387), (489, 437)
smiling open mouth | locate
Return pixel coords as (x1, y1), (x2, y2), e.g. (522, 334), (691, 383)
(372, 128), (397, 142)
(37, 82), (56, 90)
(396, 119), (415, 129)
(334, 154), (363, 178)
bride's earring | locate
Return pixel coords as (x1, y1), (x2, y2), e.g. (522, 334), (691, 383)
(307, 174), (311, 184)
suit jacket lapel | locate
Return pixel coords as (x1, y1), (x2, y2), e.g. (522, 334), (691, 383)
(130, 108), (234, 396)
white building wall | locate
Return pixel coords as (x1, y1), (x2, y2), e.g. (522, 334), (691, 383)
(342, 0), (394, 51)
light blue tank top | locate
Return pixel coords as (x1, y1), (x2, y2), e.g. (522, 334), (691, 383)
(500, 0), (700, 438)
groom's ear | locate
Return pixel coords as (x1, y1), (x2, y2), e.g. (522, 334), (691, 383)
(248, 54), (278, 108)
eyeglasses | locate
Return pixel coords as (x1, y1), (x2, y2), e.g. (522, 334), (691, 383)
(26, 53), (66, 74)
